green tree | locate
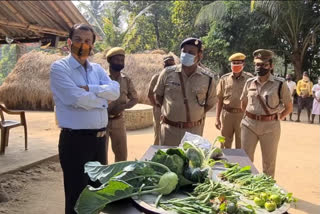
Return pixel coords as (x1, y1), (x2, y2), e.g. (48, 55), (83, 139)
(196, 1), (277, 75)
(0, 44), (17, 85)
(253, 0), (320, 79)
(171, 0), (210, 53)
(122, 1), (175, 52)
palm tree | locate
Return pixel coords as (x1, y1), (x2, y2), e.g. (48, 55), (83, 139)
(252, 0), (320, 79)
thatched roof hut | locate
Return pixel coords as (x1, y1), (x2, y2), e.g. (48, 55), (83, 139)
(0, 50), (178, 110)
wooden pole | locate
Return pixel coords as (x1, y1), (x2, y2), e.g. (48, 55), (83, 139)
(0, 19), (68, 36)
(48, 1), (73, 28)
(2, 1), (28, 24)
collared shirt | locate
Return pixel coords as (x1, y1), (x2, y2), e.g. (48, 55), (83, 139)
(240, 74), (292, 115)
(50, 54), (120, 129)
(217, 71), (253, 108)
(240, 75), (292, 135)
(296, 79), (313, 96)
(107, 72), (138, 113)
(154, 64), (216, 122)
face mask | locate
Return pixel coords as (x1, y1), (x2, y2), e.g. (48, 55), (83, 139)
(286, 78), (291, 81)
(318, 80), (320, 84)
(255, 67), (269, 76)
(231, 64), (243, 73)
(303, 76), (309, 82)
(180, 52), (195, 67)
(71, 42), (92, 60)
(110, 63), (124, 72)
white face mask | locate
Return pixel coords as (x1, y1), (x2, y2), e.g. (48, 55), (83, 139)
(318, 79), (320, 84)
(180, 52), (195, 67)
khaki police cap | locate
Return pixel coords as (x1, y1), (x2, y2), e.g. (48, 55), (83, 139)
(163, 55), (174, 62)
(106, 47), (125, 62)
(228, 53), (246, 62)
(253, 49), (274, 63)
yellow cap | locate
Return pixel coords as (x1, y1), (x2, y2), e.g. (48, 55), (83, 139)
(253, 49), (274, 63)
(106, 47), (125, 62)
(228, 53), (246, 61)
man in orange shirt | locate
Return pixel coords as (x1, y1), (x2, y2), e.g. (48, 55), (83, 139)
(296, 72), (313, 122)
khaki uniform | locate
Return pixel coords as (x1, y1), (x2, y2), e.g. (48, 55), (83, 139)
(148, 74), (161, 145)
(217, 71), (253, 149)
(107, 73), (138, 162)
(240, 75), (292, 177)
(154, 64), (216, 146)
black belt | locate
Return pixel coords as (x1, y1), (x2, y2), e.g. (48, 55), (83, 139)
(61, 128), (106, 136)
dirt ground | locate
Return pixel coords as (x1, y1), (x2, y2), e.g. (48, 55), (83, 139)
(0, 111), (319, 214)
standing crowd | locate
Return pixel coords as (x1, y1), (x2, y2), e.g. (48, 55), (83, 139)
(50, 24), (319, 214)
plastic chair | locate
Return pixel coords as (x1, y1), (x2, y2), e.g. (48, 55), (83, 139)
(0, 104), (27, 154)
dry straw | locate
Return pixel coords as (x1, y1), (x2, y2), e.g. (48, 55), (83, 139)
(0, 50), (178, 110)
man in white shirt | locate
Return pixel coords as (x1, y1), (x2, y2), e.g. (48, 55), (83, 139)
(50, 24), (120, 214)
(285, 74), (296, 121)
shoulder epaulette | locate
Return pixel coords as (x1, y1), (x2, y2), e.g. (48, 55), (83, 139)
(200, 67), (216, 79)
(220, 72), (232, 79)
(246, 77), (256, 83)
(164, 65), (176, 72)
(243, 72), (254, 77)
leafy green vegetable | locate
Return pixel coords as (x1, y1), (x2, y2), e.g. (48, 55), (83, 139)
(151, 151), (185, 175)
(75, 161), (178, 214)
(186, 148), (203, 168)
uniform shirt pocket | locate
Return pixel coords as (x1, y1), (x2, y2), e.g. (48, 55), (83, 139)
(165, 82), (180, 101)
(194, 86), (207, 106)
(247, 88), (257, 106)
(264, 90), (280, 109)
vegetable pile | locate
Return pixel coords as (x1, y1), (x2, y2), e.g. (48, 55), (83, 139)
(74, 135), (296, 214)
(219, 164), (296, 212)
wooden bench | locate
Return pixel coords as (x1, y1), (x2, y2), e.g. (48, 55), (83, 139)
(0, 104), (27, 154)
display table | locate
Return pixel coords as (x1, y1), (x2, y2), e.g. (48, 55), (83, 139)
(101, 146), (259, 214)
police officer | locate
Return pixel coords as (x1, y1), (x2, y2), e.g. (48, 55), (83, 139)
(105, 47), (138, 162)
(240, 49), (293, 178)
(154, 38), (216, 146)
(148, 55), (175, 145)
(216, 53), (253, 149)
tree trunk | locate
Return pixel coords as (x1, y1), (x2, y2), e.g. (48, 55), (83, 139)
(291, 51), (303, 81)
(153, 14), (161, 49)
(283, 55), (288, 78)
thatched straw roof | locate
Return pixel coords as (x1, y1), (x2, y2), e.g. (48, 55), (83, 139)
(0, 50), (178, 110)
(0, 51), (61, 110)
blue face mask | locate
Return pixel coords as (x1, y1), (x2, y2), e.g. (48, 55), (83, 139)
(180, 52), (195, 67)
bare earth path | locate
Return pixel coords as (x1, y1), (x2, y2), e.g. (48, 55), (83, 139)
(0, 111), (319, 214)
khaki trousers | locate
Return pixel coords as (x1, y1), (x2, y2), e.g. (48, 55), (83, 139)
(106, 116), (127, 163)
(160, 123), (203, 146)
(221, 109), (243, 149)
(153, 106), (161, 145)
(241, 123), (280, 178)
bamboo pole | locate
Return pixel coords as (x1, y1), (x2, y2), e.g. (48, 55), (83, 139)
(48, 1), (73, 28)
(2, 1), (28, 24)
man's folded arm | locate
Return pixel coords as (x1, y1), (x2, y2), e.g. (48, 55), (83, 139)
(50, 63), (108, 110)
